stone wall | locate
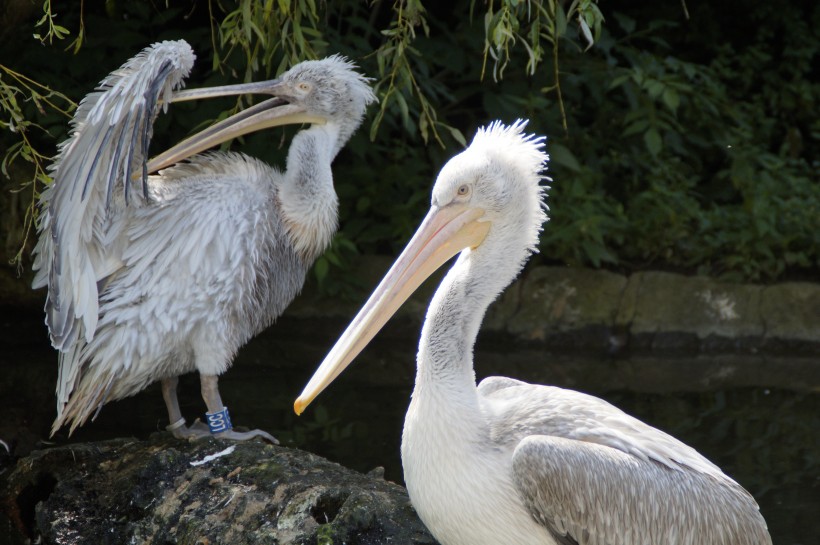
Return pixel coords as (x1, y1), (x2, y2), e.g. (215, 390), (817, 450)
(284, 256), (820, 356)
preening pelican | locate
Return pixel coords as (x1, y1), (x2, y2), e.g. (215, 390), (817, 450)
(32, 40), (375, 440)
(295, 121), (772, 544)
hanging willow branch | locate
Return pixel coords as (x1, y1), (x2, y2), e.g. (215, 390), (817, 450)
(477, 0), (604, 135)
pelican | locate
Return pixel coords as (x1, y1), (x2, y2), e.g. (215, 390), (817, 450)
(32, 40), (375, 441)
(294, 121), (772, 544)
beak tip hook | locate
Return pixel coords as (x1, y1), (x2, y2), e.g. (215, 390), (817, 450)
(293, 399), (306, 416)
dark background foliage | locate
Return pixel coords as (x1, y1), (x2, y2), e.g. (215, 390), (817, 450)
(1, 0), (817, 288)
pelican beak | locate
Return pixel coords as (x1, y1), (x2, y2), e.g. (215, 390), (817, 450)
(146, 78), (326, 173)
(294, 203), (491, 415)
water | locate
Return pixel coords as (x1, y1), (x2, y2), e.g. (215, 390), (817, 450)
(2, 310), (818, 544)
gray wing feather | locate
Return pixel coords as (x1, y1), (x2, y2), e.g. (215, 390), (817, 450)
(32, 40), (195, 352)
(478, 379), (771, 544)
(477, 375), (526, 396)
(512, 436), (772, 545)
(480, 379), (727, 479)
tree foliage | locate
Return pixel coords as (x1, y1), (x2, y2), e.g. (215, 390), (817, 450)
(0, 0), (816, 284)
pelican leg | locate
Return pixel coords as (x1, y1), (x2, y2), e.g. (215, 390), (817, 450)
(199, 374), (278, 444)
(161, 377), (210, 439)
(161, 377), (184, 424)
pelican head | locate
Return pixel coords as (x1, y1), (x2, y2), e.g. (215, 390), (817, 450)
(271, 55), (376, 129)
(295, 120), (549, 414)
(430, 120), (548, 264)
(147, 55), (374, 173)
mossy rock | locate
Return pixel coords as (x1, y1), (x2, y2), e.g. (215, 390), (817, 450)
(1, 435), (437, 545)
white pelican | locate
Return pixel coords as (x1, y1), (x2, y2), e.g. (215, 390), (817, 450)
(32, 40), (375, 441)
(295, 121), (772, 544)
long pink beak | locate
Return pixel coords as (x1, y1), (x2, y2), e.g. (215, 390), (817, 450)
(146, 79), (325, 173)
(294, 203), (490, 415)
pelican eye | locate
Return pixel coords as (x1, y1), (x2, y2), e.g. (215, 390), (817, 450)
(297, 82), (311, 92)
(457, 184), (471, 197)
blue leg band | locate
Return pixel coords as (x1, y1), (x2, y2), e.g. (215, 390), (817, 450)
(206, 407), (232, 434)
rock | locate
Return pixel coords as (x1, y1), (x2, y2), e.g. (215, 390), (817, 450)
(626, 271), (766, 352)
(480, 266), (820, 355)
(1, 435), (437, 545)
(500, 267), (627, 351)
(760, 282), (820, 351)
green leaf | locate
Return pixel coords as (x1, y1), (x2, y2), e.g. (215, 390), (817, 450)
(622, 119), (649, 137)
(336, 238), (357, 252)
(644, 128), (663, 156)
(644, 79), (665, 99)
(612, 12), (636, 33)
(581, 240), (616, 267)
(54, 25), (70, 38)
(555, 6), (567, 38)
(419, 112), (429, 143)
(447, 126), (467, 147)
(608, 74), (631, 90)
(314, 257), (329, 284)
(662, 88), (680, 112)
(394, 91), (410, 127)
(324, 251), (341, 267)
(578, 17), (594, 50)
(549, 143), (581, 172)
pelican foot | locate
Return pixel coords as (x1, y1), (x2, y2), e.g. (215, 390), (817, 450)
(166, 418), (277, 443)
(166, 418), (212, 440)
(213, 428), (279, 444)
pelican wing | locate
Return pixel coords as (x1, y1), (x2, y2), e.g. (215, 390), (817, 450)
(479, 377), (726, 477)
(478, 378), (771, 544)
(32, 40), (195, 351)
(511, 436), (771, 545)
